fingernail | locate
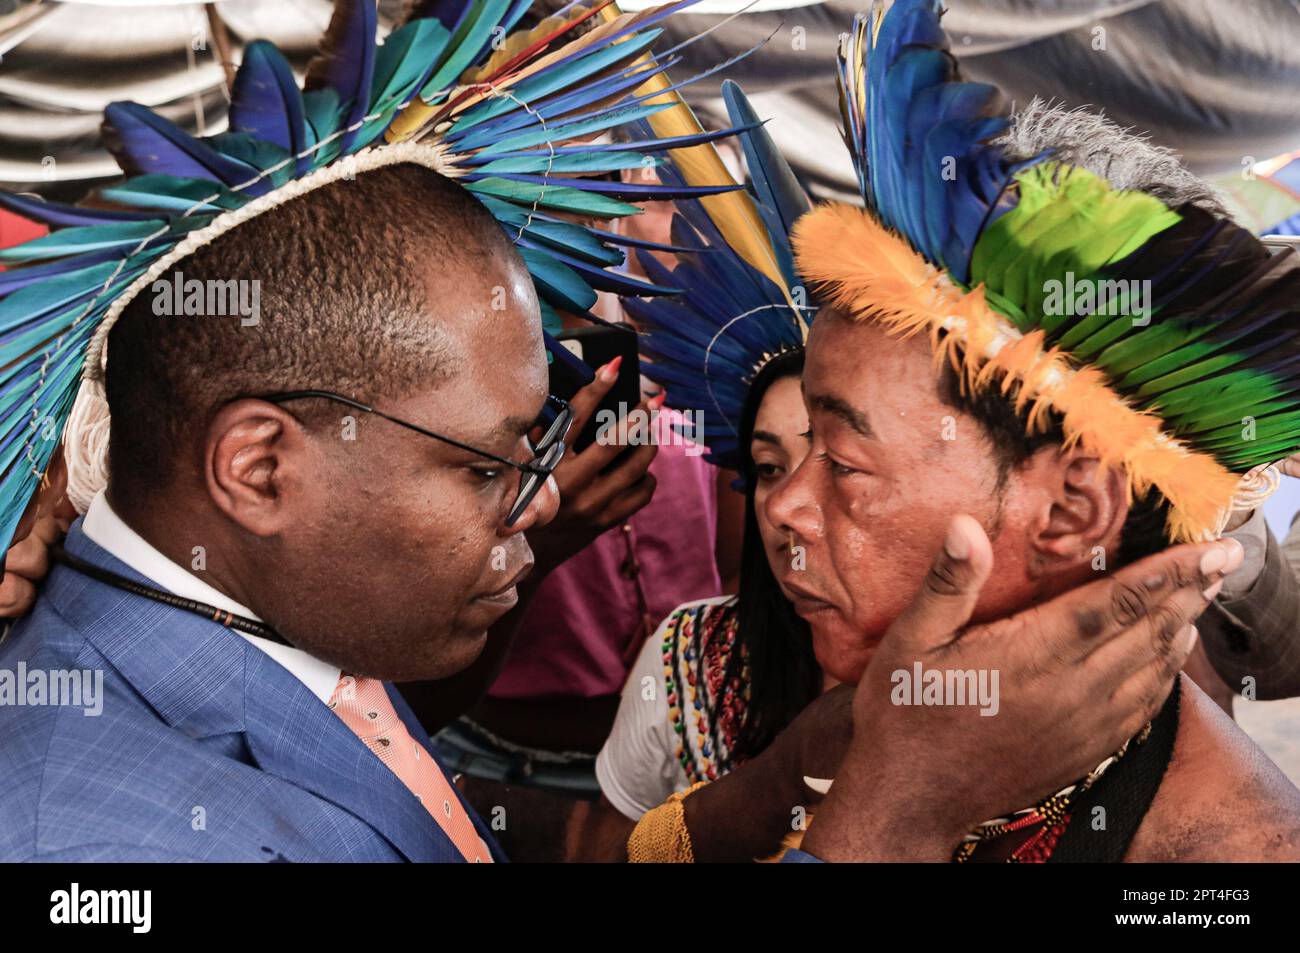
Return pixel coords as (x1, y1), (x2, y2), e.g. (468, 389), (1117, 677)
(943, 519), (970, 561)
(648, 392), (666, 410)
(803, 776), (833, 795)
(1202, 579), (1224, 601)
(599, 356), (622, 383)
(1199, 545), (1228, 576)
(1220, 538), (1244, 574)
(1185, 624), (1199, 649)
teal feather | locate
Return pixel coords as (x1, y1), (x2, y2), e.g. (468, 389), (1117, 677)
(352, 18), (452, 149)
(0, 222), (169, 262)
(465, 177), (640, 218)
(475, 153), (660, 175)
(209, 134), (296, 191)
(519, 246), (598, 314)
(302, 88), (344, 167)
(419, 0), (513, 101)
(98, 176), (245, 214)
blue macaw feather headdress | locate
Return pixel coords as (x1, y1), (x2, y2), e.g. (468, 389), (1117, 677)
(0, 0), (754, 549)
(624, 80), (814, 471)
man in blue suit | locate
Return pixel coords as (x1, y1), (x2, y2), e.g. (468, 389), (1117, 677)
(1, 157), (559, 863)
(0, 164), (547, 862)
(0, 500), (506, 862)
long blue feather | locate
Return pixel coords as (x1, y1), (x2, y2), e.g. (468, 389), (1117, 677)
(303, 0), (378, 154)
(467, 172), (741, 202)
(452, 19), (768, 153)
(229, 40), (309, 174)
(102, 102), (261, 190)
(721, 81), (808, 246)
(838, 0), (1031, 283)
(516, 239), (677, 296)
(0, 192), (156, 227)
(459, 123), (758, 164)
(447, 57), (676, 151)
(449, 29), (666, 135)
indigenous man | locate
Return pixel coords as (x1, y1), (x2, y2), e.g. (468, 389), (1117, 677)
(783, 3), (1300, 862)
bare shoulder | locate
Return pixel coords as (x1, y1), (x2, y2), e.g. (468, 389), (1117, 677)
(1125, 676), (1300, 862)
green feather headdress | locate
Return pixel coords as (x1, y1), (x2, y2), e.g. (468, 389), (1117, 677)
(792, 0), (1300, 541)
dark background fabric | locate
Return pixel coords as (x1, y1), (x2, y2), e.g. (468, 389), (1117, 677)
(648, 0), (1300, 197)
(5, 0), (1300, 200)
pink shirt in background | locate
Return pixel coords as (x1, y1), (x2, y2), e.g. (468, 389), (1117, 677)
(489, 410), (723, 700)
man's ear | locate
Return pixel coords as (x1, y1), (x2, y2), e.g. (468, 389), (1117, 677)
(1028, 450), (1128, 574)
(204, 399), (308, 537)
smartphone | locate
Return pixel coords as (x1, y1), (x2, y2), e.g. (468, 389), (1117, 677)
(549, 325), (641, 453)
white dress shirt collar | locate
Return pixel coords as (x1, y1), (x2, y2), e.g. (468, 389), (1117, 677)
(81, 490), (341, 703)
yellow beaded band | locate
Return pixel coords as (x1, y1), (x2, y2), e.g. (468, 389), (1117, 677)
(626, 781), (710, 863)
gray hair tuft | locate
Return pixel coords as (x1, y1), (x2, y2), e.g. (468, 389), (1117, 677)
(993, 98), (1231, 219)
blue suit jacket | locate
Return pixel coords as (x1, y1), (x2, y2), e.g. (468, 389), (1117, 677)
(0, 521), (506, 862)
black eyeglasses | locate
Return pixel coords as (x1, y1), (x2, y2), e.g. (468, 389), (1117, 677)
(259, 390), (573, 527)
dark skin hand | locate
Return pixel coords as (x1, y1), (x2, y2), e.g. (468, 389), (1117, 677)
(0, 448), (77, 618)
(400, 359), (660, 733)
(798, 515), (1239, 863)
(577, 515), (1241, 862)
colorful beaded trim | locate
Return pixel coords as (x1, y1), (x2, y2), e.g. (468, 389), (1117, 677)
(952, 721), (1154, 863)
(662, 600), (749, 783)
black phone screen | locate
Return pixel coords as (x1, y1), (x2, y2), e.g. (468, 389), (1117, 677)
(549, 325), (642, 453)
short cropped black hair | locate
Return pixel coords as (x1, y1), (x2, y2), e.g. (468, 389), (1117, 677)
(105, 163), (516, 510)
(935, 364), (1171, 566)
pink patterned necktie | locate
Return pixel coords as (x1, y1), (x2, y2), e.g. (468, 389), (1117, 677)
(328, 674), (491, 863)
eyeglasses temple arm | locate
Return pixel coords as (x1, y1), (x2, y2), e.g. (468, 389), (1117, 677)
(261, 390), (546, 475)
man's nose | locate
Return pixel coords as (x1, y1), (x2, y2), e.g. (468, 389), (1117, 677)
(765, 454), (822, 544)
(503, 474), (560, 535)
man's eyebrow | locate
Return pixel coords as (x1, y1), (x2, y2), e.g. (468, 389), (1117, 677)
(483, 413), (538, 450)
(809, 394), (874, 439)
(504, 413), (537, 436)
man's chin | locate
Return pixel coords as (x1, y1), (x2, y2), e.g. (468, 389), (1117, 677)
(349, 625), (489, 682)
(810, 619), (878, 686)
(425, 624), (490, 679)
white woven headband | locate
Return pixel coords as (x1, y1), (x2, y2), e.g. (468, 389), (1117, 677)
(64, 140), (456, 513)
(85, 139), (457, 381)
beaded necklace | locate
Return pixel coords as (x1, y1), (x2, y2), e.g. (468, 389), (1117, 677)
(952, 721), (1151, 863)
(953, 676), (1182, 863)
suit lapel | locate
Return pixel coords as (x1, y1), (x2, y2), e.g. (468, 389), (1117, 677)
(241, 655), (452, 863)
(53, 522), (455, 863)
